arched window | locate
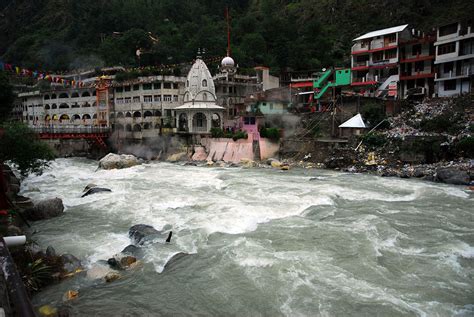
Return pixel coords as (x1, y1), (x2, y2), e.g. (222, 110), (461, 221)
(52, 104), (57, 109)
(72, 114), (81, 120)
(82, 102), (91, 108)
(133, 124), (141, 131)
(133, 111), (141, 118)
(71, 103), (80, 108)
(203, 93), (207, 101)
(126, 124), (132, 132)
(51, 94), (57, 99)
(44, 104), (50, 110)
(44, 95), (50, 100)
(143, 123), (151, 129)
(144, 111), (153, 118)
(202, 79), (207, 87)
(59, 114), (70, 121)
(59, 93), (68, 98)
(71, 92), (79, 98)
(82, 91), (90, 97)
(154, 110), (162, 117)
(59, 103), (69, 109)
(82, 114), (91, 120)
(193, 112), (206, 128)
(125, 112), (132, 118)
(117, 112), (124, 118)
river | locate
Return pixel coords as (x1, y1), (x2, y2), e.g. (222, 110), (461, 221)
(21, 158), (473, 316)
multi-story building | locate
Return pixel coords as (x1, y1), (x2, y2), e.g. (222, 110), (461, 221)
(213, 56), (261, 126)
(351, 24), (410, 99)
(434, 22), (474, 97)
(19, 85), (99, 129)
(110, 75), (186, 139)
(399, 30), (436, 99)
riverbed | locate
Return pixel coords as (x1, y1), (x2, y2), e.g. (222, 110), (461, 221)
(21, 158), (473, 316)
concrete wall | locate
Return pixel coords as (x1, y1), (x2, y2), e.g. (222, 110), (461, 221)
(259, 138), (280, 160)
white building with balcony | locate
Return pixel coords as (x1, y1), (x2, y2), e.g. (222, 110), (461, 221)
(110, 75), (185, 139)
(351, 24), (410, 99)
(434, 22), (474, 97)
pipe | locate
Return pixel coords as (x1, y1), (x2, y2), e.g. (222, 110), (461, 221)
(4, 236), (26, 248)
(0, 238), (37, 317)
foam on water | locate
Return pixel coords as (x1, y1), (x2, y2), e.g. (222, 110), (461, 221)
(21, 158), (474, 316)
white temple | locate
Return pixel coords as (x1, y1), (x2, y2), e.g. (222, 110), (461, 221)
(175, 57), (224, 134)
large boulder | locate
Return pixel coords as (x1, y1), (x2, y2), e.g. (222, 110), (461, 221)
(25, 198), (64, 221)
(191, 146), (208, 161)
(99, 153), (140, 170)
(163, 252), (190, 272)
(129, 224), (161, 245)
(436, 167), (470, 185)
(166, 152), (187, 162)
(81, 187), (112, 197)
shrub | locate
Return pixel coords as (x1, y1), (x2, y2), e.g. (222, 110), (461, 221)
(455, 136), (474, 158)
(232, 130), (248, 141)
(361, 132), (386, 149)
(210, 127), (224, 138)
(362, 102), (388, 129)
(260, 127), (280, 140)
(419, 112), (461, 134)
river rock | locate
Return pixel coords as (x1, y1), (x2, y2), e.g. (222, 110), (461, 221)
(129, 224), (163, 245)
(25, 198), (64, 221)
(163, 252), (190, 272)
(61, 254), (82, 273)
(167, 152), (187, 162)
(436, 167), (470, 185)
(240, 158), (256, 168)
(81, 187), (112, 197)
(121, 245), (144, 258)
(104, 272), (121, 283)
(99, 153), (140, 170)
(46, 246), (56, 257)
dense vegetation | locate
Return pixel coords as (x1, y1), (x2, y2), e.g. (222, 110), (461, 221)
(0, 71), (54, 175)
(1, 0), (473, 72)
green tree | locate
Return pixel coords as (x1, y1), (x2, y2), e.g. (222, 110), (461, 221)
(0, 72), (54, 175)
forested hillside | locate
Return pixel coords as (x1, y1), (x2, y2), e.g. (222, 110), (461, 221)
(1, 0), (473, 72)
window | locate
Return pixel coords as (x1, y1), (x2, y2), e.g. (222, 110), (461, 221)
(116, 87), (123, 93)
(143, 83), (152, 90)
(133, 84), (139, 91)
(372, 51), (384, 62)
(153, 82), (161, 89)
(223, 86), (227, 93)
(202, 79), (207, 87)
(116, 98), (123, 104)
(124, 86), (131, 92)
(438, 43), (456, 55)
(163, 95), (172, 101)
(386, 34), (396, 43)
(133, 96), (140, 103)
(163, 83), (171, 89)
(166, 109), (172, 117)
(439, 23), (458, 37)
(186, 80), (189, 87)
(203, 93), (207, 101)
(173, 83), (178, 89)
(443, 62), (454, 73)
(412, 44), (422, 56)
(415, 61), (424, 72)
(361, 40), (370, 48)
(444, 79), (457, 91)
(125, 97), (131, 104)
(173, 95), (178, 102)
(154, 95), (161, 102)
(269, 103), (273, 110)
(385, 49), (397, 59)
(144, 95), (152, 102)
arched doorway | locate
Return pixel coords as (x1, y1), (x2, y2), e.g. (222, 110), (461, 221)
(192, 112), (207, 132)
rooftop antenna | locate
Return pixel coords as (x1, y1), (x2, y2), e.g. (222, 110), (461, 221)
(226, 7), (231, 57)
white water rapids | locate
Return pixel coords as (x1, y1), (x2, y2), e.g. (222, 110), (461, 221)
(21, 158), (473, 316)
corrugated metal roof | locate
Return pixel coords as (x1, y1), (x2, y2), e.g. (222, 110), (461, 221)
(353, 24), (409, 41)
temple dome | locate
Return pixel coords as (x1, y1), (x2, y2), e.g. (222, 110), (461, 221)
(184, 58), (216, 103)
(221, 56), (235, 68)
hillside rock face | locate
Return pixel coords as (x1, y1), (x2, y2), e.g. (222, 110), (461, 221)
(99, 153), (140, 170)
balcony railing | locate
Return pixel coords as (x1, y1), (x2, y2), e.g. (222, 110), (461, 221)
(436, 67), (472, 79)
(32, 126), (111, 134)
